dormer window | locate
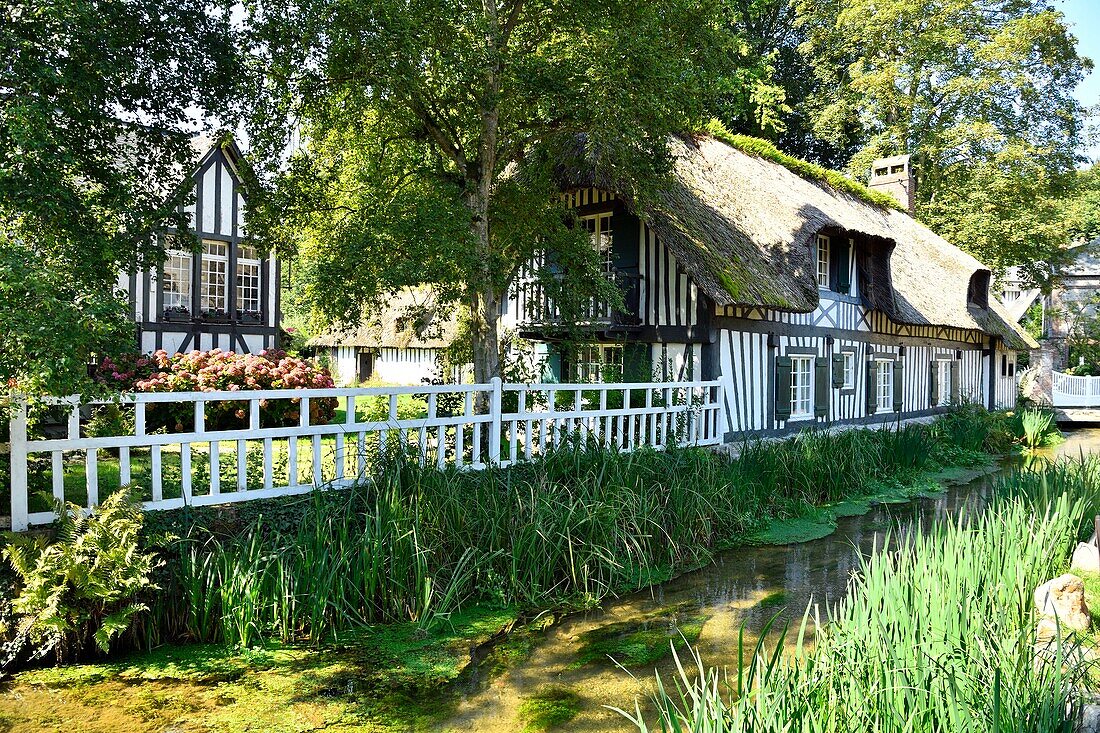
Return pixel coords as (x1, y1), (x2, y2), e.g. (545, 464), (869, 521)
(967, 270), (990, 309)
(816, 234), (830, 288)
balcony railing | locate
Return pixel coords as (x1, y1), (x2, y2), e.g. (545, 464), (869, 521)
(516, 270), (642, 328)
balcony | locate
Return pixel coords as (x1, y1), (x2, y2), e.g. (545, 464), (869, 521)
(516, 270), (642, 330)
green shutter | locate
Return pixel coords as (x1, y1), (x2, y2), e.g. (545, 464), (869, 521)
(831, 353), (845, 388)
(892, 360), (904, 412)
(814, 357), (830, 417)
(950, 360), (961, 402)
(545, 348), (563, 383)
(929, 360), (939, 406)
(866, 360), (878, 414)
(836, 240), (851, 294)
(775, 356), (793, 421)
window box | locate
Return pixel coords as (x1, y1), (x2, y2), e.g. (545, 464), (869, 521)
(163, 306), (191, 322)
(201, 308), (231, 323)
(237, 309), (264, 325)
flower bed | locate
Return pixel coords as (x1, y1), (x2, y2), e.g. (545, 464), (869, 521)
(95, 349), (338, 431)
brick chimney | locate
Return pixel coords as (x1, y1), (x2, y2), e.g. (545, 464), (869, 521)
(868, 154), (916, 214)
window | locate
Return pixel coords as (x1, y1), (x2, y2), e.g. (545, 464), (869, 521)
(816, 235), (830, 288)
(876, 359), (894, 412)
(841, 351), (855, 389)
(162, 249), (192, 310)
(580, 213), (614, 272)
(790, 355), (813, 419)
(936, 360), (952, 406)
(200, 240), (229, 314)
(236, 244), (261, 315)
(572, 344), (624, 383)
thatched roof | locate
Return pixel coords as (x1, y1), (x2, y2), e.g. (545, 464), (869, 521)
(310, 290), (459, 349)
(562, 134), (1035, 350)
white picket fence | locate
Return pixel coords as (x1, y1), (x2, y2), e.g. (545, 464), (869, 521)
(1052, 370), (1100, 408)
(5, 378), (723, 531)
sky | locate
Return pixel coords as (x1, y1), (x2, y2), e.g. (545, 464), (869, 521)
(1059, 0), (1100, 162)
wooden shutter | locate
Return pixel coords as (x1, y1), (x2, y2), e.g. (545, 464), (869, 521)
(610, 211), (641, 270)
(892, 360), (904, 412)
(831, 353), (845, 388)
(950, 360), (961, 402)
(866, 360), (878, 413)
(929, 360), (939, 406)
(835, 240), (851, 294)
(814, 357), (830, 417)
(775, 356), (793, 421)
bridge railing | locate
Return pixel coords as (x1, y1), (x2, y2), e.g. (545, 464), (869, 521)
(1051, 371), (1100, 407)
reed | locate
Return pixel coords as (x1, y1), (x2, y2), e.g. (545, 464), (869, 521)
(139, 406), (1011, 648)
(620, 457), (1100, 733)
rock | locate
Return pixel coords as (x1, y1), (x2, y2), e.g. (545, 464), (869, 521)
(1079, 703), (1100, 733)
(1035, 574), (1092, 632)
(1071, 542), (1100, 574)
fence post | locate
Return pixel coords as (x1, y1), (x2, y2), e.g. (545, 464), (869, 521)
(9, 396), (28, 532)
(488, 377), (502, 465)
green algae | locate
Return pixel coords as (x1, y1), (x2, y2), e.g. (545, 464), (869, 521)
(1, 605), (519, 733)
(571, 603), (709, 669)
(518, 686), (583, 732)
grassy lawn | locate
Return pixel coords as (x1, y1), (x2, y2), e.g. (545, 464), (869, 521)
(0, 605), (517, 733)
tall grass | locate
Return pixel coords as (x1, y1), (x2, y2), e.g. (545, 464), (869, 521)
(137, 406), (1009, 648)
(620, 457), (1100, 733)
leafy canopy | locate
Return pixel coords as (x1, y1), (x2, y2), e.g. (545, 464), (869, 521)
(790, 0), (1089, 282)
(240, 0), (777, 379)
(0, 0), (237, 395)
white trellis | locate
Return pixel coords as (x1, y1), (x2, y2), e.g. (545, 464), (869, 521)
(5, 378), (724, 531)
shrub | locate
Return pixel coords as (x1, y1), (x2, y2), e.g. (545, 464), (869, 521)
(1015, 407), (1064, 450)
(2, 488), (162, 666)
(95, 348), (338, 431)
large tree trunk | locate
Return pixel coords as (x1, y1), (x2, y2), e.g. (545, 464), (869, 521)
(466, 187), (501, 387)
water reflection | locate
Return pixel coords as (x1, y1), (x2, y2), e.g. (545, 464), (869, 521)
(441, 429), (1100, 733)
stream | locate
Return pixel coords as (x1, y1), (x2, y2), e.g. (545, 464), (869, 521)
(439, 428), (1100, 733)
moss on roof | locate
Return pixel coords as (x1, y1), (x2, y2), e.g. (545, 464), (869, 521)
(701, 119), (903, 213)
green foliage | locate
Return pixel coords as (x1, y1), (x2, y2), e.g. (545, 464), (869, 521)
(239, 0), (775, 380)
(571, 604), (708, 669)
(518, 686), (583, 732)
(1062, 165), (1100, 244)
(3, 488), (162, 665)
(622, 457), (1100, 732)
(109, 407), (1003, 652)
(0, 0), (237, 395)
(794, 0), (1087, 283)
(703, 119), (902, 211)
(1015, 408), (1064, 450)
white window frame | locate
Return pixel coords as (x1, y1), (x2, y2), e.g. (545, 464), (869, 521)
(573, 344), (624, 383)
(580, 212), (614, 273)
(790, 355), (813, 419)
(876, 359), (894, 412)
(841, 351), (856, 390)
(816, 234), (830, 289)
(200, 239), (229, 314)
(936, 359), (952, 407)
(236, 243), (262, 315)
(162, 249), (192, 310)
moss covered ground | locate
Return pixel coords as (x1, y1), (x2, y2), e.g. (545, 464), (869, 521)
(0, 606), (516, 733)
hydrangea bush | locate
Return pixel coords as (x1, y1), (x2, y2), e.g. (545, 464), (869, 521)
(95, 349), (337, 431)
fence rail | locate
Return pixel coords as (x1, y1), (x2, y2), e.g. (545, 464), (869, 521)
(4, 378), (723, 531)
(1052, 371), (1100, 407)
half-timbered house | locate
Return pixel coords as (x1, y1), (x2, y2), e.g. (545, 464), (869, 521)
(503, 134), (1034, 438)
(311, 290), (463, 385)
(118, 137), (281, 355)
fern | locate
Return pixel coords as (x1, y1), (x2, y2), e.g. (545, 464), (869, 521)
(2, 487), (162, 664)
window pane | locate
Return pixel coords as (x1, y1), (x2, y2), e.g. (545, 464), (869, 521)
(163, 252), (192, 309)
(816, 235), (830, 288)
(200, 239), (229, 312)
(236, 260), (261, 313)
